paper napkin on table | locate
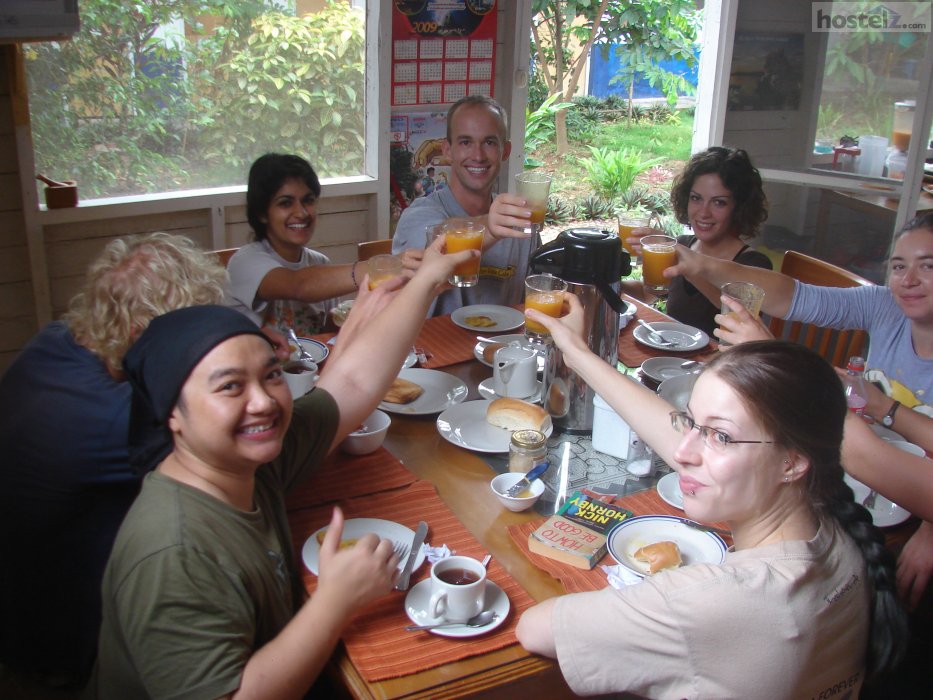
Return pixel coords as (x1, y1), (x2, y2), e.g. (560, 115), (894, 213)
(601, 564), (643, 589)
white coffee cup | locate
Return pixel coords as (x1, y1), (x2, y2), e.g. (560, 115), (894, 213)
(283, 360), (318, 399)
(428, 556), (486, 623)
(493, 345), (538, 398)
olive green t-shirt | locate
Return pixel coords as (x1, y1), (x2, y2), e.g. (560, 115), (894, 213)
(87, 388), (339, 700)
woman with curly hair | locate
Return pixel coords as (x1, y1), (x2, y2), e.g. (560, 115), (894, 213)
(626, 146), (773, 336)
(0, 233), (228, 692)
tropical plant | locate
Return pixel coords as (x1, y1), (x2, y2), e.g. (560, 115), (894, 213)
(577, 194), (613, 220)
(580, 146), (664, 200)
(547, 196), (577, 225)
(200, 6), (365, 179)
(524, 92), (576, 158)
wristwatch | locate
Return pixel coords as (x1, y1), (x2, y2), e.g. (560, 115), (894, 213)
(881, 400), (900, 427)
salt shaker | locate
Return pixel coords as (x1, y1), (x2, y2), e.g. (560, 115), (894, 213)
(626, 431), (655, 477)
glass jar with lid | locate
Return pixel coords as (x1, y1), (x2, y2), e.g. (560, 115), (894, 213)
(509, 429), (548, 473)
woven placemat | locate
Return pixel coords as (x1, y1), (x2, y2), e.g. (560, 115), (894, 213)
(289, 480), (536, 681)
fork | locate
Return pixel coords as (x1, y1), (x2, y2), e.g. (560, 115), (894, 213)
(392, 540), (410, 562)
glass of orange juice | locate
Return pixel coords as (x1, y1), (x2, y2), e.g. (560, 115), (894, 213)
(617, 213), (650, 261)
(366, 254), (403, 290)
(641, 234), (677, 296)
(524, 273), (568, 343)
(515, 172), (552, 237)
(434, 218), (485, 287)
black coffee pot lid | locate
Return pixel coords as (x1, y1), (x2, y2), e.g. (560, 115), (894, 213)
(530, 226), (630, 285)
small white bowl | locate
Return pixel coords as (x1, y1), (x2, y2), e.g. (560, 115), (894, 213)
(490, 472), (545, 512)
(340, 409), (391, 455)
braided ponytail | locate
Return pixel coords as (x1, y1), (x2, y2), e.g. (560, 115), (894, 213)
(814, 461), (908, 677)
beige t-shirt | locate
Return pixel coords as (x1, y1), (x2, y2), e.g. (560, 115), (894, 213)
(553, 518), (868, 699)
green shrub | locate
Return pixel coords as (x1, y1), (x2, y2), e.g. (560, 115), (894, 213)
(580, 146), (664, 200)
(200, 5), (365, 178)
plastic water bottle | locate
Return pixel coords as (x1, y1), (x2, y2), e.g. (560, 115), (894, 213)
(844, 356), (868, 416)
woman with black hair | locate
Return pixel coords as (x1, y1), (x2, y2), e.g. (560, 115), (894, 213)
(227, 153), (416, 335)
(516, 296), (907, 698)
(626, 146), (773, 335)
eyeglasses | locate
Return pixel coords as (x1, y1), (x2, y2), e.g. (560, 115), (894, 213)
(669, 411), (774, 452)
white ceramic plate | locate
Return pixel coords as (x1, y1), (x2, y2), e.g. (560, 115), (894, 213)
(302, 518), (426, 576)
(404, 578), (509, 638)
(656, 472), (684, 510)
(379, 368), (468, 416)
(473, 334), (546, 372)
(870, 423), (902, 442)
(641, 357), (697, 384)
(844, 475), (911, 527)
(477, 377), (543, 404)
(633, 322), (709, 352)
(437, 400), (553, 454)
(293, 337), (329, 363)
(451, 305), (525, 333)
(607, 515), (728, 578)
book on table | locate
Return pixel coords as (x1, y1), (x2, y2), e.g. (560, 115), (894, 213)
(528, 490), (633, 569)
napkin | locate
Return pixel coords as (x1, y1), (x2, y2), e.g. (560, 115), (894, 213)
(601, 564), (643, 589)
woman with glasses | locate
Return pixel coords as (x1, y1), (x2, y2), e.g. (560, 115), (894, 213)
(516, 294), (906, 699)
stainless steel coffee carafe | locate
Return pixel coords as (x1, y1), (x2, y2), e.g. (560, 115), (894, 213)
(530, 227), (632, 433)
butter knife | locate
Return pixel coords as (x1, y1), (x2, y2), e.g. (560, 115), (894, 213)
(395, 521), (427, 591)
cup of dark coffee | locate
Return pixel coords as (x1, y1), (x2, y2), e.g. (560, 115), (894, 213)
(427, 555), (486, 623)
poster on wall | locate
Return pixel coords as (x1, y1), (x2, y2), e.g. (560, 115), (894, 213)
(390, 111), (451, 218)
(728, 32), (804, 111)
(392, 0), (497, 107)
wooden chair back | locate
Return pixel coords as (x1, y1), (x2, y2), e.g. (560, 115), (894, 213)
(212, 247), (239, 268)
(357, 239), (393, 261)
(769, 250), (873, 367)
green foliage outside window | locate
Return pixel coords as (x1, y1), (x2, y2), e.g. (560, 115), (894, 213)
(24, 1), (365, 200)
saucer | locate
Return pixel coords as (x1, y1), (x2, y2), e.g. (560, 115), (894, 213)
(656, 471), (684, 510)
(477, 377), (543, 403)
(404, 579), (510, 638)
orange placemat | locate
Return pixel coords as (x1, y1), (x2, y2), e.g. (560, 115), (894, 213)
(285, 447), (417, 511)
(289, 480), (535, 681)
(414, 314), (487, 368)
(618, 297), (717, 368)
(508, 487), (732, 595)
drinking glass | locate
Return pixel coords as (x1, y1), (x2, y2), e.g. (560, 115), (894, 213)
(719, 281), (765, 346)
(616, 214), (650, 261)
(524, 273), (568, 343)
(366, 254), (403, 290)
(429, 218), (485, 287)
(641, 234), (677, 296)
(515, 172), (552, 238)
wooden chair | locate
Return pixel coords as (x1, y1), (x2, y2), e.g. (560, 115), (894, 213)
(357, 239), (393, 261)
(768, 250), (873, 367)
(212, 247), (239, 267)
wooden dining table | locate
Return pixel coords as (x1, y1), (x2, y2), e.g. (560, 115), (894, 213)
(289, 297), (923, 699)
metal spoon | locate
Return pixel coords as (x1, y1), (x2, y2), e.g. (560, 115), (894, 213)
(637, 319), (675, 346)
(405, 609), (497, 632)
(287, 327), (314, 362)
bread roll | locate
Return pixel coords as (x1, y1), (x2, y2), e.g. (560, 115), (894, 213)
(482, 342), (504, 364)
(383, 377), (424, 404)
(633, 541), (682, 574)
(486, 397), (549, 432)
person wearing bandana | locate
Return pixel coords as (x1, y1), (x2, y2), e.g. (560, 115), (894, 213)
(87, 240), (470, 699)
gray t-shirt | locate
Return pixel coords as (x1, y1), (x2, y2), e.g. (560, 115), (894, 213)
(226, 240), (335, 336)
(787, 282), (932, 408)
(88, 389), (339, 700)
(392, 187), (539, 316)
